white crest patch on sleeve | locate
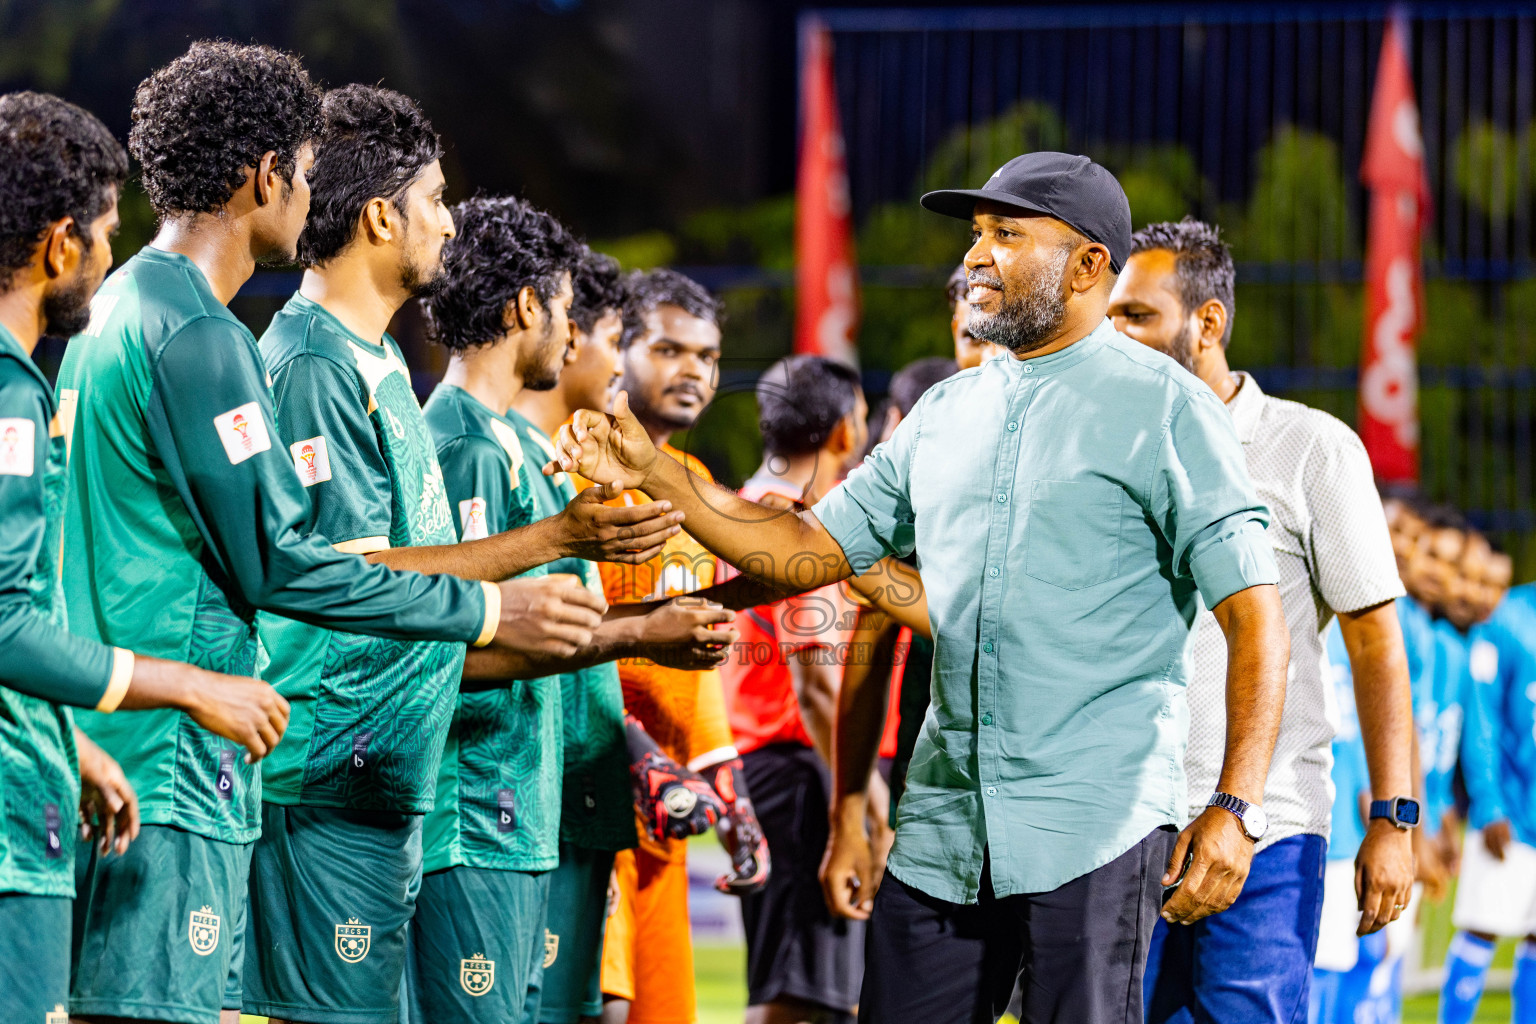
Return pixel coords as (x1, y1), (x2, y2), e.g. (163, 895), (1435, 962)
(213, 402), (272, 465)
(1470, 639), (1500, 684)
(290, 435), (333, 486)
(0, 417), (36, 476)
(459, 496), (490, 540)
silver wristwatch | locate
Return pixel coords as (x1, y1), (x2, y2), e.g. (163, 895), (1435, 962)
(1208, 792), (1268, 842)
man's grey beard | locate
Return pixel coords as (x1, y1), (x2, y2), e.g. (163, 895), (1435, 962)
(966, 245), (1073, 355)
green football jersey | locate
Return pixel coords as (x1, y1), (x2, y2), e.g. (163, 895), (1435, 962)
(0, 325), (120, 897)
(57, 248), (495, 843)
(257, 295), (468, 812)
(506, 407), (633, 853)
(421, 384), (562, 872)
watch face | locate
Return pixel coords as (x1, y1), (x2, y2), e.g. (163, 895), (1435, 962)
(1397, 800), (1421, 826)
(1243, 804), (1269, 840)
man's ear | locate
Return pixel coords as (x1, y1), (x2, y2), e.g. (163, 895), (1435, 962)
(828, 412), (858, 458)
(361, 197), (395, 245)
(253, 151), (282, 207)
(1195, 298), (1228, 351)
(40, 218), (78, 280)
(1070, 244), (1112, 294)
(513, 285), (542, 331)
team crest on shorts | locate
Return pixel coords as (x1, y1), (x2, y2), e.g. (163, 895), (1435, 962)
(335, 918), (371, 963)
(188, 906), (220, 956)
(460, 953), (495, 996)
(543, 929), (559, 968)
(46, 1004), (69, 1024)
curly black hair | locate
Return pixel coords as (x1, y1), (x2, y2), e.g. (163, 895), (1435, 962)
(569, 249), (628, 334)
(298, 85), (444, 267)
(0, 92), (127, 278)
(423, 195), (585, 353)
(619, 267), (720, 349)
(128, 40), (322, 218)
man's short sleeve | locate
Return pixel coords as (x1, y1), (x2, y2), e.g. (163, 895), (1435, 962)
(1149, 389), (1278, 608)
(812, 405), (919, 574)
(267, 351), (393, 549)
(1301, 421), (1406, 614)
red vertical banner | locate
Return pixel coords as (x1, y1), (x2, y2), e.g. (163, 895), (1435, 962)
(1358, 13), (1429, 483)
(794, 16), (859, 366)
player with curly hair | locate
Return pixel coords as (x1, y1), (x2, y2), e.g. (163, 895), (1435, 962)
(242, 86), (683, 1024)
(0, 88), (303, 1024)
(57, 46), (606, 1024)
(409, 195), (741, 1024)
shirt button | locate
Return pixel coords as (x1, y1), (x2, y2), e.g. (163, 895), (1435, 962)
(986, 786), (998, 796)
(981, 713), (993, 726)
(982, 641), (994, 654)
(1022, 365), (1035, 374)
(989, 566), (1000, 577)
(996, 492), (1008, 503)
(1007, 421), (1018, 431)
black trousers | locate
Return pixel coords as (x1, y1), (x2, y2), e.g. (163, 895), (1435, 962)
(858, 826), (1178, 1024)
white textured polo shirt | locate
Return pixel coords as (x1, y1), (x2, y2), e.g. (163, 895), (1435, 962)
(1184, 372), (1405, 850)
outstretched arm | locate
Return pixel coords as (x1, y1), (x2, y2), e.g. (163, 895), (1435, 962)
(547, 392), (862, 594)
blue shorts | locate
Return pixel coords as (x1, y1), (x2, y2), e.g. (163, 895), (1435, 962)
(1145, 833), (1327, 1024)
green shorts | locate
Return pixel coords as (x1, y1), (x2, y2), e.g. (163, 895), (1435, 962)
(243, 803), (423, 1024)
(71, 827), (252, 1024)
(1, 893), (70, 1023)
(407, 864), (551, 1024)
(534, 843), (617, 1023)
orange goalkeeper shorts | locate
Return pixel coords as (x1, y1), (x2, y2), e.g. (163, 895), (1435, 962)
(600, 840), (696, 1023)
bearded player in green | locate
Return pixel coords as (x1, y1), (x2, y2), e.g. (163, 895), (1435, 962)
(58, 47), (613, 1024)
(0, 90), (297, 1024)
(243, 88), (688, 1024)
(412, 198), (741, 1023)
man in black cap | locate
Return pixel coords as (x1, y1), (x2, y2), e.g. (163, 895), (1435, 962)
(543, 152), (1291, 1023)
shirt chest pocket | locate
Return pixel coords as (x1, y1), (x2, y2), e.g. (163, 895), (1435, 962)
(1023, 479), (1125, 590)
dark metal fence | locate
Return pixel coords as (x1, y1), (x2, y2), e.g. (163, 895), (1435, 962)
(807, 1), (1536, 570)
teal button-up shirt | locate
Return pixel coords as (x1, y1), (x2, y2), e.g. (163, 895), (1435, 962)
(813, 319), (1278, 903)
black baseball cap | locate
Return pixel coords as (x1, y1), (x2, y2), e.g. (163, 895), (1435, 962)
(921, 152), (1132, 273)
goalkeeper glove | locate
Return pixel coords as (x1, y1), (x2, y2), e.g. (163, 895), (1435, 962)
(626, 715), (724, 841)
(706, 757), (770, 895)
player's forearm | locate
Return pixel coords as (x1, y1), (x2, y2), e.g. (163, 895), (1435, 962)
(1209, 583), (1289, 804)
(366, 518), (564, 581)
(639, 452), (852, 592)
(459, 614), (643, 686)
(1339, 602), (1416, 800)
(790, 654), (839, 764)
(848, 559), (931, 640)
(831, 608), (897, 809)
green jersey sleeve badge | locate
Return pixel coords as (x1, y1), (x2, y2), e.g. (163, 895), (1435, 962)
(0, 417), (34, 475)
(290, 435), (332, 487)
(459, 496), (489, 540)
(213, 402), (271, 464)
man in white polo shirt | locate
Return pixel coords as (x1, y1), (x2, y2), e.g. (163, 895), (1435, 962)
(1109, 218), (1418, 1022)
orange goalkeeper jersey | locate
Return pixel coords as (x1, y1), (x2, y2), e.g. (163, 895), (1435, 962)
(574, 444), (736, 771)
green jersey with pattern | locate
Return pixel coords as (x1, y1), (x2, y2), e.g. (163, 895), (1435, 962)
(0, 325), (119, 896)
(422, 385), (561, 872)
(507, 407), (634, 853)
(257, 295), (468, 812)
(57, 248), (492, 844)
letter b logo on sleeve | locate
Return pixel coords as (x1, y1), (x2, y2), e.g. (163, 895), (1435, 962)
(213, 402), (272, 465)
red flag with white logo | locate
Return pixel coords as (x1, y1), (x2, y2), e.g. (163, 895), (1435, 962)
(1358, 13), (1429, 483)
(794, 16), (859, 366)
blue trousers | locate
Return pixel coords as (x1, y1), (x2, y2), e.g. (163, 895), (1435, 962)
(1145, 833), (1328, 1024)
